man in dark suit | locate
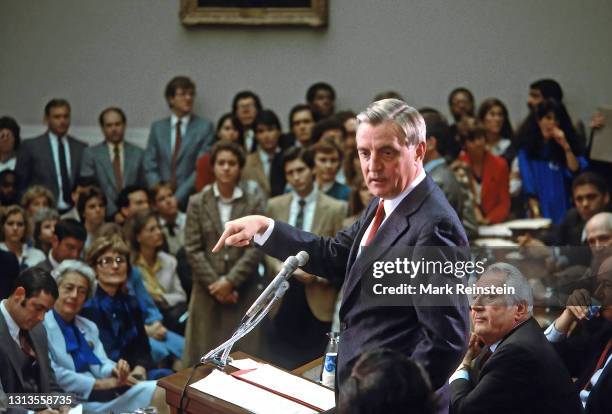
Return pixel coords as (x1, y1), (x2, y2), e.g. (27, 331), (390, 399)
(143, 76), (214, 209)
(545, 252), (612, 414)
(15, 99), (87, 213)
(450, 263), (582, 414)
(214, 99), (470, 412)
(80, 107), (145, 217)
(0, 268), (69, 413)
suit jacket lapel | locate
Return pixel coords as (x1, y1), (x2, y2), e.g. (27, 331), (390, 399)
(176, 116), (197, 163)
(42, 134), (59, 189)
(340, 177), (435, 313)
(123, 143), (137, 184)
(67, 136), (79, 182)
(96, 144), (118, 188)
(311, 193), (327, 235)
(202, 190), (225, 237)
(0, 312), (25, 388)
(161, 118), (172, 165)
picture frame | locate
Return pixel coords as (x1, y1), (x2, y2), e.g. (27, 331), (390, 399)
(180, 0), (329, 27)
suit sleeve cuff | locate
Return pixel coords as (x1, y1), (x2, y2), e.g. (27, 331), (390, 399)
(544, 320), (566, 342)
(449, 368), (470, 384)
(253, 218), (275, 246)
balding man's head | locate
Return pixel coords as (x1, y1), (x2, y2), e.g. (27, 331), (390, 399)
(595, 255), (612, 321)
(586, 212), (612, 250)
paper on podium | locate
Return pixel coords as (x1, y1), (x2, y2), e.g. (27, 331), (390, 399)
(478, 224), (513, 238)
(190, 369), (317, 414)
(231, 363), (335, 412)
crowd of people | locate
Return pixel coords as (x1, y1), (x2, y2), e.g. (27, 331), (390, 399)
(0, 75), (610, 413)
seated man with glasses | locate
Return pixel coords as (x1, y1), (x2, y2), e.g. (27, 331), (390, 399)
(450, 262), (582, 414)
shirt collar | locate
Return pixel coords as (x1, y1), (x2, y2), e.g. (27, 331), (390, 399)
(213, 183), (243, 203)
(171, 113), (191, 127)
(292, 187), (318, 204)
(382, 170), (426, 218)
(0, 300), (20, 344)
(424, 158), (446, 173)
(106, 141), (123, 151)
(49, 250), (60, 269)
(489, 339), (502, 353)
(48, 131), (65, 142)
(318, 181), (334, 193)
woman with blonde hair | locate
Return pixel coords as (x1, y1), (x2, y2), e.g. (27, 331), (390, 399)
(20, 185), (56, 217)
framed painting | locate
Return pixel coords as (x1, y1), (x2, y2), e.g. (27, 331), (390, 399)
(180, 0), (329, 27)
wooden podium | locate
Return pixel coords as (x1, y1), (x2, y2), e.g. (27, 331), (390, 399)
(158, 351), (327, 414)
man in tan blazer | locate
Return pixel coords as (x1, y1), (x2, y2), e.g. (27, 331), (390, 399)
(241, 110), (286, 198)
(262, 147), (347, 369)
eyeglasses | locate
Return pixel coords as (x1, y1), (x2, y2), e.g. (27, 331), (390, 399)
(97, 256), (127, 268)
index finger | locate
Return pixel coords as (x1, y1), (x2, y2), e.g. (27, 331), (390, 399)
(213, 227), (233, 253)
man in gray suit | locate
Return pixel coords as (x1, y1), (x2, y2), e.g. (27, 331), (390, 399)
(15, 99), (87, 213)
(143, 76), (214, 209)
(0, 268), (69, 413)
(80, 107), (145, 217)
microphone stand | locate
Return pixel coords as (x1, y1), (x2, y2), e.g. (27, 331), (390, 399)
(200, 279), (290, 369)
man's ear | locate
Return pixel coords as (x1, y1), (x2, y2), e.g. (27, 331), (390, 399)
(515, 301), (530, 320)
(415, 141), (427, 162)
(12, 286), (26, 302)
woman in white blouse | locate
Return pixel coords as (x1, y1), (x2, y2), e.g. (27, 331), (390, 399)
(0, 205), (45, 269)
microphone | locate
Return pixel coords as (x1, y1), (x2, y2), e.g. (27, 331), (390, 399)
(244, 251), (310, 318)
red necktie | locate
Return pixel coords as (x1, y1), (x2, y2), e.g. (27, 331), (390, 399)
(170, 120), (182, 189)
(365, 200), (386, 246)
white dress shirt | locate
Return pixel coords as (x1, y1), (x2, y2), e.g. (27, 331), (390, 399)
(0, 157), (16, 172)
(545, 321), (611, 408)
(170, 114), (190, 153)
(48, 132), (72, 210)
(257, 149), (275, 179)
(287, 189), (318, 232)
(213, 183), (244, 224)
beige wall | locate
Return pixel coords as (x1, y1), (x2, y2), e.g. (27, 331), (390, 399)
(1, 0), (611, 141)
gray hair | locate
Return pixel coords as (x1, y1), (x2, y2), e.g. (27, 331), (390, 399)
(51, 259), (96, 300)
(484, 262), (533, 314)
(356, 99), (426, 146)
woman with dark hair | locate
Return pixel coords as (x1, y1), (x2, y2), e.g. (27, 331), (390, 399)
(77, 187), (107, 252)
(0, 116), (20, 172)
(458, 119), (510, 224)
(343, 175), (372, 228)
(517, 99), (587, 223)
(183, 141), (263, 367)
(338, 348), (438, 414)
(196, 113), (245, 191)
(0, 205), (45, 269)
(478, 98), (522, 204)
(125, 209), (187, 334)
(477, 98), (514, 160)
